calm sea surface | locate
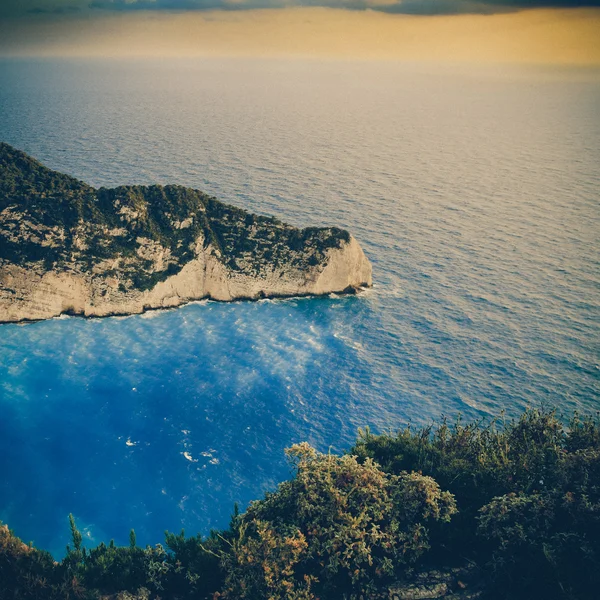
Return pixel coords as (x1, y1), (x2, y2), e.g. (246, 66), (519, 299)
(0, 59), (599, 556)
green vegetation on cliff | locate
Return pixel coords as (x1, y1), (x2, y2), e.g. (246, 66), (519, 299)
(0, 143), (350, 290)
(1, 407), (598, 600)
(353, 409), (600, 599)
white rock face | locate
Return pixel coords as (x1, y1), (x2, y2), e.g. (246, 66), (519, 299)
(0, 236), (372, 323)
(0, 144), (374, 323)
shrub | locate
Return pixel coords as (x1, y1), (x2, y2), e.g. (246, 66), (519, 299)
(351, 408), (600, 598)
(160, 528), (226, 598)
(0, 523), (86, 599)
(218, 442), (457, 599)
(478, 448), (600, 599)
(61, 516), (225, 599)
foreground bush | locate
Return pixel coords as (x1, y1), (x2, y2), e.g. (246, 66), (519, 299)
(62, 518), (226, 599)
(352, 408), (600, 599)
(0, 523), (85, 599)
(218, 443), (456, 599)
(1, 408), (598, 599)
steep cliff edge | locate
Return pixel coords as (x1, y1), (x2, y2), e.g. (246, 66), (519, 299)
(0, 143), (372, 322)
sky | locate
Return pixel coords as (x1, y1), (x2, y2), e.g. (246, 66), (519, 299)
(0, 1), (599, 63)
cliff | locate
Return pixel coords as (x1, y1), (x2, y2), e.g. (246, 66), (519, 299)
(0, 143), (372, 323)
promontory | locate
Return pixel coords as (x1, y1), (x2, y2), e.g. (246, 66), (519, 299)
(0, 143), (372, 323)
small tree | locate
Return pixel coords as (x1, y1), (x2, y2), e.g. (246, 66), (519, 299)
(219, 443), (456, 599)
(65, 513), (85, 576)
(69, 513), (83, 552)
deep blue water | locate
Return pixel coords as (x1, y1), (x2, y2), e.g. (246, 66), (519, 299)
(0, 59), (599, 557)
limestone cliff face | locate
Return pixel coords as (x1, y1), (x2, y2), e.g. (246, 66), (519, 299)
(0, 144), (372, 323)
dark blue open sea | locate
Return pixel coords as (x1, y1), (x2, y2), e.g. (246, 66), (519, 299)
(0, 59), (599, 557)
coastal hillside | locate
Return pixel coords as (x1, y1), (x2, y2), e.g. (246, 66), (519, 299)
(0, 143), (372, 322)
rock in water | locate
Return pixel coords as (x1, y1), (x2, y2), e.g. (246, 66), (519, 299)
(0, 143), (372, 322)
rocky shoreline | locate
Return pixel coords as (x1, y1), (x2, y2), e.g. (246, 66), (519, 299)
(0, 143), (372, 323)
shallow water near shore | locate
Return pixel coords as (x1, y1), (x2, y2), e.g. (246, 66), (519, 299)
(0, 58), (599, 557)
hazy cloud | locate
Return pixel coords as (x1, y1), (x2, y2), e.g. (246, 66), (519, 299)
(88, 0), (261, 10)
(87, 0), (305, 10)
(88, 0), (600, 13)
(6, 0), (600, 18)
(27, 6), (82, 14)
(3, 3), (600, 62)
(380, 0), (600, 14)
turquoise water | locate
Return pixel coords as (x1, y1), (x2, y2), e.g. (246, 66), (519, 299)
(0, 59), (599, 557)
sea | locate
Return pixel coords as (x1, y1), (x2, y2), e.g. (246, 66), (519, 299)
(0, 58), (598, 557)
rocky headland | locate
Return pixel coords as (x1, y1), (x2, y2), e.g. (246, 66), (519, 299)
(0, 143), (372, 323)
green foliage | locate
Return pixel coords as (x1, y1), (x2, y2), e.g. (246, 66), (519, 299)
(69, 514), (82, 552)
(1, 408), (598, 600)
(219, 520), (315, 600)
(477, 433), (600, 599)
(0, 522), (87, 599)
(0, 142), (97, 228)
(75, 540), (148, 594)
(351, 408), (600, 599)
(59, 515), (227, 599)
(0, 143), (351, 292)
(477, 490), (598, 599)
(159, 528), (226, 598)
(219, 442), (456, 599)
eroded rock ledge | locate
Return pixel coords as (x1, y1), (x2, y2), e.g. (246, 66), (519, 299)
(0, 143), (372, 323)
